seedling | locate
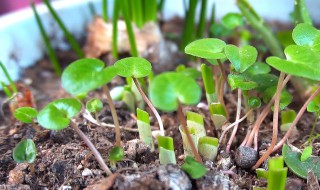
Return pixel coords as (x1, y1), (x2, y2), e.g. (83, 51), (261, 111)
(280, 109), (296, 131)
(13, 107), (40, 131)
(208, 102), (227, 129)
(198, 136), (219, 161)
(13, 139), (37, 174)
(181, 156), (207, 179)
(157, 136), (176, 164)
(291, 0), (313, 25)
(137, 108), (154, 151)
(256, 156), (288, 190)
(181, 0), (198, 49)
(201, 64), (217, 104)
(37, 98), (112, 175)
(149, 72), (202, 163)
(114, 57), (164, 136)
(102, 0), (108, 22)
(86, 98), (103, 125)
(108, 146), (125, 170)
(196, 0), (207, 39)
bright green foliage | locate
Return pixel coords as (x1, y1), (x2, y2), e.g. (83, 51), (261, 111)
(62, 58), (118, 95)
(108, 146), (125, 162)
(277, 31), (295, 48)
(137, 108), (154, 151)
(225, 45), (257, 73)
(114, 57), (152, 78)
(201, 64), (217, 104)
(14, 107), (38, 123)
(243, 62), (271, 76)
(198, 136), (219, 161)
(221, 13), (244, 30)
(300, 146), (312, 162)
(267, 156), (287, 190)
(187, 111), (204, 126)
(266, 24), (320, 81)
(263, 86), (292, 110)
(291, 0), (312, 25)
(110, 86), (125, 101)
(248, 96), (261, 109)
(149, 72), (201, 112)
(307, 92), (320, 113)
(283, 144), (320, 180)
(181, 156), (207, 179)
(86, 98), (103, 113)
(157, 136), (176, 164)
(185, 38), (226, 60)
(176, 65), (201, 80)
(228, 74), (257, 91)
(37, 98), (82, 130)
(13, 139), (37, 164)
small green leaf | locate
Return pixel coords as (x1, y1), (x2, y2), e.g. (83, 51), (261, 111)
(198, 136), (218, 147)
(228, 74), (257, 90)
(292, 23), (320, 47)
(37, 98), (82, 130)
(248, 96), (261, 109)
(62, 58), (118, 95)
(283, 144), (320, 180)
(225, 45), (258, 73)
(281, 109), (296, 125)
(149, 72), (201, 112)
(137, 108), (150, 124)
(86, 98), (103, 113)
(185, 38), (226, 60)
(181, 156), (207, 179)
(250, 74), (278, 93)
(108, 146), (124, 162)
(221, 13), (244, 30)
(114, 57), (152, 78)
(14, 107), (38, 123)
(301, 146), (313, 162)
(13, 139), (37, 164)
(277, 31), (294, 48)
(307, 93), (320, 113)
(256, 168), (268, 179)
(186, 111), (204, 126)
(158, 136), (174, 151)
(243, 62), (271, 76)
(263, 86), (293, 110)
(210, 23), (232, 38)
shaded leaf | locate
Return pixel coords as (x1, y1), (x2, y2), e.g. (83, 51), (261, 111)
(86, 98), (103, 113)
(13, 139), (37, 163)
(263, 86), (292, 110)
(108, 146), (124, 162)
(181, 156), (207, 179)
(221, 13), (244, 30)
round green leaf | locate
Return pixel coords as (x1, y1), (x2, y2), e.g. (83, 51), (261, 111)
(292, 23), (320, 47)
(307, 94), (320, 113)
(225, 45), (258, 73)
(181, 156), (207, 179)
(263, 86), (293, 110)
(243, 62), (271, 76)
(301, 146), (312, 162)
(114, 57), (152, 78)
(37, 98), (82, 130)
(13, 139), (37, 164)
(149, 72), (201, 112)
(13, 107), (38, 123)
(248, 96), (261, 109)
(86, 98), (103, 113)
(62, 58), (118, 95)
(221, 13), (244, 29)
(185, 38), (226, 60)
(227, 74), (257, 91)
(177, 67), (201, 79)
(108, 146), (124, 162)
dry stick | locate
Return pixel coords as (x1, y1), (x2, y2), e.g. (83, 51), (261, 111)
(245, 75), (291, 147)
(102, 85), (121, 147)
(226, 89), (242, 153)
(177, 102), (203, 163)
(272, 86), (320, 153)
(132, 77), (165, 136)
(252, 72), (285, 170)
(70, 120), (112, 175)
(219, 109), (253, 144)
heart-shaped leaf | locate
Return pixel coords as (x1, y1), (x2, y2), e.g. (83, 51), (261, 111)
(221, 13), (244, 30)
(114, 57), (152, 78)
(292, 23), (320, 47)
(108, 146), (125, 162)
(86, 98), (103, 113)
(37, 98), (82, 130)
(62, 58), (118, 95)
(14, 107), (38, 123)
(185, 38), (226, 60)
(149, 72), (201, 112)
(283, 144), (320, 180)
(225, 45), (258, 73)
(13, 139), (37, 164)
(228, 74), (257, 90)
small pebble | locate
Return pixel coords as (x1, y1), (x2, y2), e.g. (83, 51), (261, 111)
(59, 186), (72, 190)
(8, 169), (25, 185)
(82, 168), (93, 176)
(235, 146), (258, 169)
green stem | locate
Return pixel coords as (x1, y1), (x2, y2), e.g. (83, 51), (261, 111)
(112, 0), (121, 59)
(0, 81), (13, 97)
(243, 90), (254, 124)
(130, 0), (144, 28)
(307, 112), (319, 144)
(158, 0), (165, 12)
(181, 0), (198, 50)
(43, 0), (84, 58)
(292, 0), (312, 25)
(0, 61), (17, 93)
(31, 2), (61, 76)
(196, 0), (207, 38)
(144, 0), (157, 22)
(102, 0), (108, 22)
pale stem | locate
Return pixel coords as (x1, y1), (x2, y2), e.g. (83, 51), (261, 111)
(252, 72), (285, 169)
(132, 77), (165, 136)
(102, 85), (121, 147)
(70, 120), (112, 175)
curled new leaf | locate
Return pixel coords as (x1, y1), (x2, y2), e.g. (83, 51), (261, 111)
(114, 57), (152, 78)
(108, 146), (125, 162)
(13, 139), (37, 164)
(185, 38), (226, 60)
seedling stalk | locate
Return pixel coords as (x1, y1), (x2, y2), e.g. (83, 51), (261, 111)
(0, 61), (17, 94)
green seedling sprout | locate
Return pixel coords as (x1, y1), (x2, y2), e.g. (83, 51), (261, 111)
(31, 2), (61, 76)
(0, 81), (12, 97)
(208, 102), (227, 129)
(86, 98), (103, 125)
(13, 139), (37, 174)
(181, 0), (198, 50)
(181, 156), (207, 179)
(37, 98), (112, 175)
(114, 57), (164, 136)
(283, 144), (320, 180)
(196, 0), (208, 39)
(43, 0), (84, 58)
(137, 108), (154, 151)
(198, 136), (219, 161)
(108, 146), (125, 170)
(102, 0), (108, 22)
(122, 88), (136, 112)
(291, 0), (312, 25)
(149, 72), (202, 163)
(180, 111), (205, 157)
(157, 135), (176, 164)
(280, 109), (296, 131)
(256, 156), (288, 190)
(112, 0), (120, 59)
(14, 107), (40, 131)
(0, 61), (17, 95)
(201, 64), (217, 104)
